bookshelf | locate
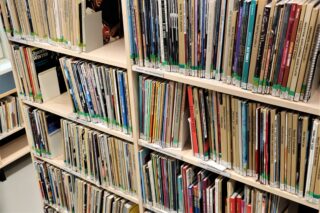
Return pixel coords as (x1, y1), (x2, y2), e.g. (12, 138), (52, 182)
(8, 37), (127, 69)
(34, 154), (139, 204)
(0, 126), (24, 141)
(132, 66), (320, 116)
(2, 0), (320, 212)
(0, 31), (28, 173)
(0, 88), (16, 99)
(21, 93), (134, 143)
(138, 139), (319, 210)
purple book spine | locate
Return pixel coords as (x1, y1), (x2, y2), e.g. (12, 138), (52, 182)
(232, 5), (244, 82)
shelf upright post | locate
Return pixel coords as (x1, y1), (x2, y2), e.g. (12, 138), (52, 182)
(0, 15), (37, 183)
(120, 0), (144, 211)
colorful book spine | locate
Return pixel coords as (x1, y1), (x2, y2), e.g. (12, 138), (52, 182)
(188, 86), (199, 157)
(232, 3), (244, 85)
(241, 0), (257, 89)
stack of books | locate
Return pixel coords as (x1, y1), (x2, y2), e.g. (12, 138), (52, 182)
(138, 149), (310, 212)
(139, 75), (189, 148)
(35, 161), (139, 213)
(139, 76), (320, 202)
(61, 119), (137, 194)
(11, 45), (66, 103)
(0, 0), (124, 51)
(127, 0), (320, 102)
(24, 106), (62, 157)
(0, 96), (22, 135)
(60, 57), (132, 134)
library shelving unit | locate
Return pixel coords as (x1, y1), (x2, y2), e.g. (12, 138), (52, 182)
(0, 26), (28, 177)
(3, 0), (320, 213)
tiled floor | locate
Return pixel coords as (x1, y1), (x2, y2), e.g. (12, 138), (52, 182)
(0, 154), (43, 213)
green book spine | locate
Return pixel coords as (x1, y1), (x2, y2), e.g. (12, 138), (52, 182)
(241, 0), (257, 89)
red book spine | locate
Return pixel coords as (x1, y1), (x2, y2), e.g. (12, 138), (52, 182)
(23, 48), (36, 97)
(182, 166), (189, 213)
(277, 4), (297, 87)
(188, 86), (199, 156)
(247, 204), (252, 213)
(230, 197), (236, 213)
(202, 178), (208, 213)
(161, 158), (168, 208)
(236, 196), (242, 213)
(282, 4), (301, 88)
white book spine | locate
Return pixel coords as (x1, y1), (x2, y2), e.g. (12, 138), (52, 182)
(205, 0), (216, 79)
(304, 120), (318, 200)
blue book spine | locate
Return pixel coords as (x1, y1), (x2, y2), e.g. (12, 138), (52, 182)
(200, 0), (207, 72)
(242, 102), (248, 172)
(138, 152), (146, 202)
(177, 175), (183, 212)
(188, 184), (194, 213)
(47, 169), (55, 204)
(127, 0), (135, 61)
(117, 72), (128, 132)
(62, 62), (79, 113)
(260, 111), (264, 180)
(242, 0), (257, 87)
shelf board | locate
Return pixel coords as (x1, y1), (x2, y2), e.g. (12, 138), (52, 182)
(9, 37), (127, 69)
(0, 134), (29, 169)
(0, 126), (25, 141)
(143, 204), (168, 213)
(138, 139), (319, 210)
(0, 58), (12, 75)
(34, 154), (139, 204)
(21, 93), (133, 143)
(138, 139), (227, 176)
(0, 88), (17, 99)
(132, 66), (320, 116)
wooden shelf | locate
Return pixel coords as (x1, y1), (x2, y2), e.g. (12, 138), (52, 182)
(0, 134), (29, 169)
(138, 139), (228, 176)
(9, 37), (127, 69)
(138, 139), (319, 210)
(0, 126), (24, 141)
(34, 154), (139, 204)
(21, 93), (134, 143)
(143, 204), (168, 213)
(0, 88), (17, 99)
(132, 66), (320, 116)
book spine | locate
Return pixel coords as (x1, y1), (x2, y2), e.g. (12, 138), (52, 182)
(241, 0), (257, 89)
(280, 5), (299, 98)
(216, 0), (226, 81)
(277, 5), (296, 95)
(187, 86), (199, 157)
(253, 7), (270, 91)
(293, 11), (320, 101)
(205, 0), (216, 79)
(232, 4), (244, 85)
(304, 28), (320, 102)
